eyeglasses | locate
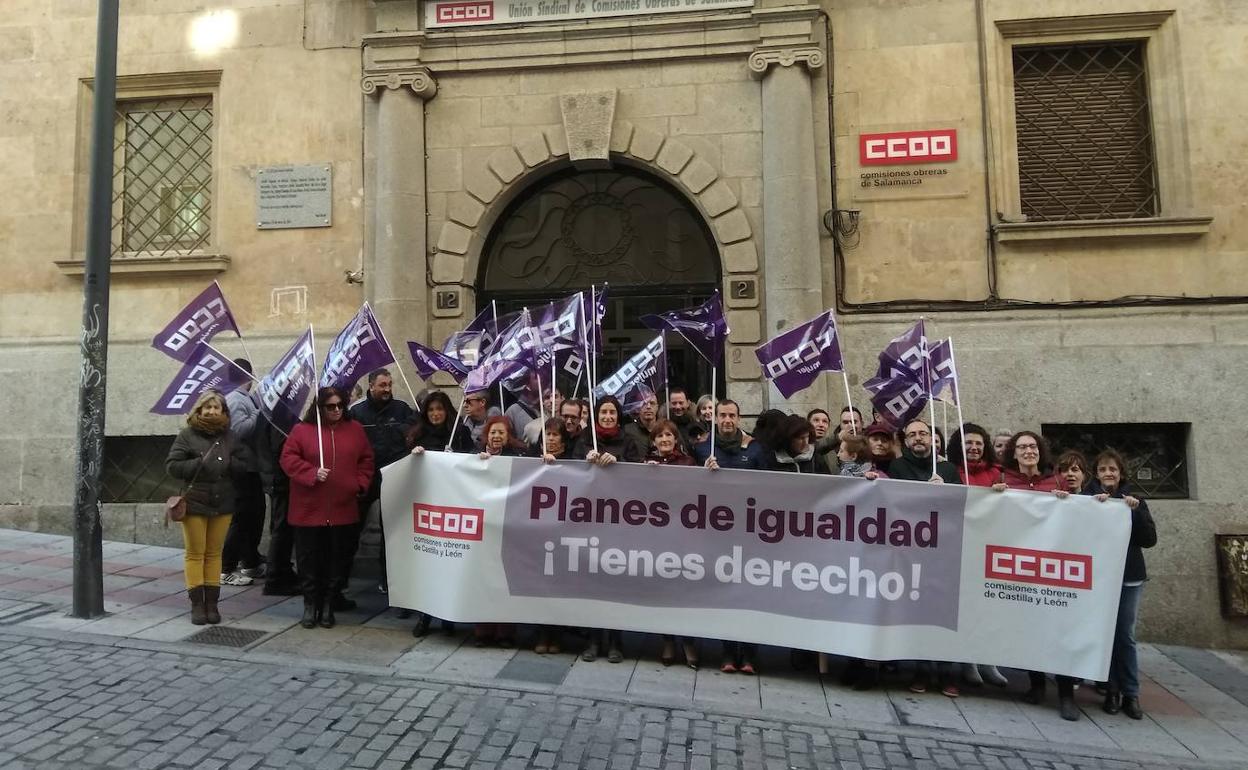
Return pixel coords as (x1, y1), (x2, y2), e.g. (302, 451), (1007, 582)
(323, 402), (344, 411)
(465, 397), (486, 404)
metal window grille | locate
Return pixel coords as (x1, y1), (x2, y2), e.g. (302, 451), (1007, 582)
(101, 436), (181, 504)
(114, 96), (213, 256)
(1041, 422), (1189, 499)
(1013, 41), (1158, 221)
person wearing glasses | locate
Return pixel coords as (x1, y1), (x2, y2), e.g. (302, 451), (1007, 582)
(559, 398), (586, 445)
(887, 418), (962, 696)
(459, 389), (501, 450)
(993, 431), (1064, 493)
(887, 419), (960, 483)
(280, 387), (375, 630)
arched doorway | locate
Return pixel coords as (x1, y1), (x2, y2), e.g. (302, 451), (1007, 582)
(478, 165), (722, 401)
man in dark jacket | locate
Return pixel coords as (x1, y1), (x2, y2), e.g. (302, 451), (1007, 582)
(693, 399), (767, 470)
(665, 387), (699, 453)
(348, 368), (418, 595)
(888, 418), (961, 484)
(256, 412), (299, 596)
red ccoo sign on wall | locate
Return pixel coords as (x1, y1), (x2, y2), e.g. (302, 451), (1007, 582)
(859, 129), (958, 166)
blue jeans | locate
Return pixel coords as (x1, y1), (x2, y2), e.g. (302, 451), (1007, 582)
(1109, 584), (1143, 697)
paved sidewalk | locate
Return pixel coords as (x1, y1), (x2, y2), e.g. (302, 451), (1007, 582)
(3, 528), (1248, 768)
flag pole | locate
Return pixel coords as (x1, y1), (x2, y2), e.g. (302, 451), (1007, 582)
(710, 365), (717, 459)
(840, 371), (856, 435)
(310, 325), (324, 470)
(579, 293), (598, 455)
(215, 280), (256, 364)
(365, 301), (420, 411)
(447, 394), (467, 451)
(949, 337), (970, 484)
(920, 319), (936, 478)
(491, 300), (505, 412)
(662, 331), (670, 418)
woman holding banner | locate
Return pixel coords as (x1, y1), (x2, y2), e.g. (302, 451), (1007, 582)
(406, 390), (472, 638)
(765, 415), (830, 475)
(574, 396), (639, 663)
(281, 387), (375, 631)
(994, 431), (1064, 493)
(166, 391), (248, 626)
(1091, 449), (1157, 720)
(538, 417), (576, 462)
(948, 423), (1001, 487)
(406, 391), (473, 454)
(573, 396), (642, 466)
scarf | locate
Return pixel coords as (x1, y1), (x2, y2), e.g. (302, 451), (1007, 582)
(189, 412), (229, 435)
(596, 424), (621, 441)
(715, 429), (745, 451)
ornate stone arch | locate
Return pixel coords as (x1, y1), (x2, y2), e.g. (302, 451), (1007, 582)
(429, 119), (759, 295)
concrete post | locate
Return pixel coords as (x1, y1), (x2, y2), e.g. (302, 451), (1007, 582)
(750, 46), (829, 416)
(361, 70), (438, 351)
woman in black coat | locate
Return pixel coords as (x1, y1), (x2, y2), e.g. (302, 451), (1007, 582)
(766, 414), (830, 474)
(572, 395), (643, 466)
(1091, 449), (1157, 720)
(165, 390), (248, 626)
(573, 396), (639, 663)
(406, 390), (474, 454)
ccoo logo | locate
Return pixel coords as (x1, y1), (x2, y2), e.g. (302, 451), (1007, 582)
(985, 545), (1091, 590)
(414, 503), (485, 542)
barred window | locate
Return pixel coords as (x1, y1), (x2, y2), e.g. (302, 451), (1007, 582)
(1013, 41), (1158, 221)
(1042, 422), (1189, 499)
(116, 96), (213, 256)
(101, 436), (181, 504)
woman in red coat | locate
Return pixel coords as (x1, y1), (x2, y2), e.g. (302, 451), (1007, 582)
(281, 386), (374, 629)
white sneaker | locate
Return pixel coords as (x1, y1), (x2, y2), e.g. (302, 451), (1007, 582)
(221, 571), (254, 586)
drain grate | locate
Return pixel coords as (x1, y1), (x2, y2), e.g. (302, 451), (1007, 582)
(186, 626), (268, 648)
(496, 653), (572, 686)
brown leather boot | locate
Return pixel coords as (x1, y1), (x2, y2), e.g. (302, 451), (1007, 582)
(188, 587), (207, 625)
(202, 586), (221, 624)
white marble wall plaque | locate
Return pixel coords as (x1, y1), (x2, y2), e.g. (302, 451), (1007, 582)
(256, 164), (332, 229)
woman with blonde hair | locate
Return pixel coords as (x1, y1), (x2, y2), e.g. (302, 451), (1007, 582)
(165, 390), (248, 625)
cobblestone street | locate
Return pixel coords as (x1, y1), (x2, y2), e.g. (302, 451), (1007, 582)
(0, 630), (1234, 770)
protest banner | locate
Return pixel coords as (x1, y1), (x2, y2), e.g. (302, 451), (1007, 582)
(381, 452), (1130, 680)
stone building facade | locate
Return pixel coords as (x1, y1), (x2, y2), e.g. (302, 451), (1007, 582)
(1, 0), (1245, 648)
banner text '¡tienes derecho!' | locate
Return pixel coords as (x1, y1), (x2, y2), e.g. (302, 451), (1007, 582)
(529, 486), (940, 547)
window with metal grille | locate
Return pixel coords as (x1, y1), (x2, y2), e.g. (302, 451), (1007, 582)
(1042, 422), (1188, 499)
(115, 96), (213, 256)
(1013, 41), (1158, 221)
(101, 436), (181, 504)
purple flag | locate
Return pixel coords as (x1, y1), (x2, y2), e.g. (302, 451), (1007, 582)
(257, 329), (317, 433)
(863, 321), (934, 428)
(150, 341), (248, 415)
(872, 320), (932, 391)
(407, 340), (469, 384)
(754, 311), (845, 399)
(463, 310), (538, 393)
(441, 305), (524, 369)
(319, 305), (395, 393)
(585, 284), (609, 355)
(592, 334), (667, 414)
(928, 338), (959, 405)
(864, 374), (928, 429)
(151, 281), (242, 362)
(640, 291), (729, 364)
(507, 293), (585, 392)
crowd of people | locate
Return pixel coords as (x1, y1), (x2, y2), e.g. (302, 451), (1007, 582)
(165, 363), (1157, 724)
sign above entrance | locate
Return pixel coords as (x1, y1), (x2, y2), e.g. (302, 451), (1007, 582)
(425, 0), (753, 29)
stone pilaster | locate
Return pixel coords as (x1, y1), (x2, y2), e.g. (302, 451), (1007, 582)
(750, 45), (829, 415)
(361, 69), (437, 364)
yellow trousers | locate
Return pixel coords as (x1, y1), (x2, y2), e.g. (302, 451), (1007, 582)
(180, 513), (233, 588)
